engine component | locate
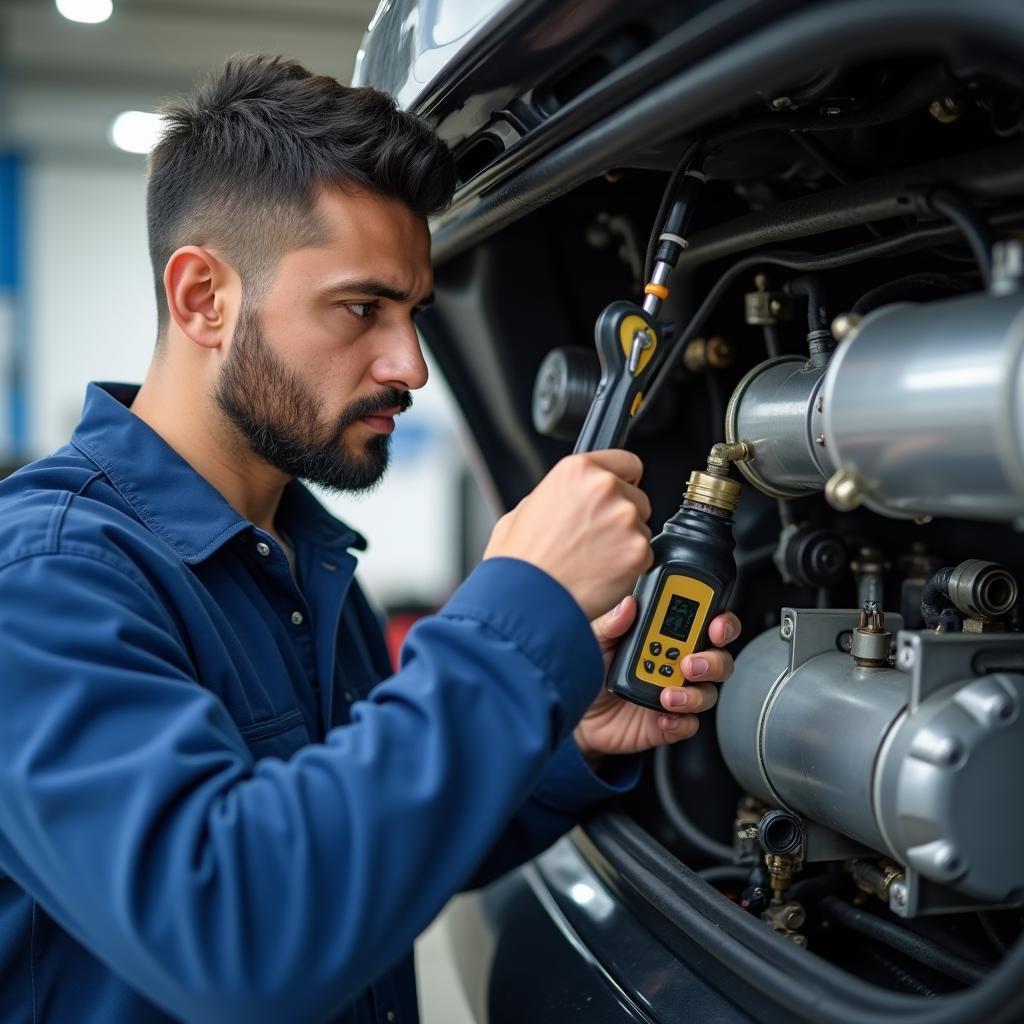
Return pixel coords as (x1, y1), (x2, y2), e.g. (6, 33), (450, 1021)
(921, 559), (1019, 632)
(531, 347), (601, 441)
(851, 600), (892, 667)
(717, 606), (1024, 916)
(724, 290), (1024, 522)
(774, 522), (847, 589)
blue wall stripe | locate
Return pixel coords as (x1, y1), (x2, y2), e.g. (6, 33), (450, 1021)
(0, 152), (27, 454)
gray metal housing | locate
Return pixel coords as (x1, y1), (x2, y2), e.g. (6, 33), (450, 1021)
(725, 292), (1024, 521)
(717, 609), (1024, 914)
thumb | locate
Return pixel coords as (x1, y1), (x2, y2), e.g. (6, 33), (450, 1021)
(593, 595), (638, 649)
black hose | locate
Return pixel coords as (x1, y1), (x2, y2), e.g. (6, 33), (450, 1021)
(851, 272), (973, 314)
(926, 189), (997, 286)
(978, 913), (1012, 956)
(921, 566), (956, 629)
(784, 275), (828, 332)
(653, 745), (738, 863)
(863, 947), (939, 999)
(587, 813), (1024, 1024)
(762, 323), (781, 358)
(821, 897), (988, 986)
(698, 864), (752, 884)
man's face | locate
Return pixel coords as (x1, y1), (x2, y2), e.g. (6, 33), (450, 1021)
(214, 185), (433, 492)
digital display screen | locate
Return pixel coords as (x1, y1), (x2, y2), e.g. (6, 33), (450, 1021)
(660, 594), (700, 643)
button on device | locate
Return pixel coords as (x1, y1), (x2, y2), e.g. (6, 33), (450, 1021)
(659, 664), (675, 678)
(256, 541), (271, 557)
(291, 611), (304, 626)
(649, 642), (663, 656)
(643, 659), (655, 673)
(665, 647), (680, 660)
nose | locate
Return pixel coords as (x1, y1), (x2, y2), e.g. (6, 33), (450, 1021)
(371, 318), (429, 392)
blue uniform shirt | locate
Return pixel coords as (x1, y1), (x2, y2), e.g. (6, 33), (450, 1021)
(0, 383), (639, 1023)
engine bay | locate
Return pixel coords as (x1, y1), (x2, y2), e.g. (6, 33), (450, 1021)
(422, 40), (1024, 1005)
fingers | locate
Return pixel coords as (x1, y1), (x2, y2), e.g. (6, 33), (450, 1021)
(659, 682), (719, 714)
(656, 714), (700, 740)
(681, 648), (734, 683)
(619, 479), (653, 526)
(584, 449), (644, 487)
(708, 611), (741, 647)
(592, 595), (638, 645)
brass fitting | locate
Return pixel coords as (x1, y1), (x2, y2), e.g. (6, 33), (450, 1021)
(765, 852), (800, 902)
(847, 859), (905, 904)
(684, 442), (750, 512)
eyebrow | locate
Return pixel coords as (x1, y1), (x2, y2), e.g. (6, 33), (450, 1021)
(320, 278), (434, 309)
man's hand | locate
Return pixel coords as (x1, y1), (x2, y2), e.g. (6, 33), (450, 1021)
(573, 597), (740, 765)
(483, 451), (653, 622)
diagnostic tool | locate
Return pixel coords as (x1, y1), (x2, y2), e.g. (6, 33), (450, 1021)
(569, 159), (747, 710)
(605, 445), (746, 711)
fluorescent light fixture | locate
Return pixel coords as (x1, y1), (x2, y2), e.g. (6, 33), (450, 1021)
(109, 111), (165, 155)
(56, 0), (113, 24)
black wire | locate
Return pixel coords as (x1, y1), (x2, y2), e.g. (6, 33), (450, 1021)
(653, 745), (739, 863)
(978, 912), (1011, 956)
(643, 140), (703, 283)
(633, 209), (1024, 428)
(762, 323), (781, 358)
(927, 189), (996, 286)
(851, 272), (973, 314)
(821, 897), (988, 986)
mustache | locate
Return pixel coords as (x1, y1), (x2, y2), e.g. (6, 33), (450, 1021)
(337, 387), (413, 428)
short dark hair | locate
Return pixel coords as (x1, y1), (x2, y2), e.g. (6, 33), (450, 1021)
(146, 55), (457, 332)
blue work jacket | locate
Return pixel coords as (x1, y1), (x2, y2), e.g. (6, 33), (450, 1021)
(0, 383), (638, 1024)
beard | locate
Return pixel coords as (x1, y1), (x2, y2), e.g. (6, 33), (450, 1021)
(214, 304), (412, 493)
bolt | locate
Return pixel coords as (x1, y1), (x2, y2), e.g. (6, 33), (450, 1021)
(929, 95), (962, 123)
(897, 646), (916, 670)
(737, 826), (759, 841)
(825, 469), (863, 512)
(936, 737), (963, 766)
(890, 882), (908, 908)
(816, 396), (824, 413)
(831, 312), (862, 343)
(815, 434), (826, 447)
(781, 617), (794, 640)
(771, 96), (794, 111)
(991, 696), (1016, 723)
(769, 299), (782, 315)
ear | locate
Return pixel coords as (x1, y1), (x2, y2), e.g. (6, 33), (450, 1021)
(163, 246), (236, 350)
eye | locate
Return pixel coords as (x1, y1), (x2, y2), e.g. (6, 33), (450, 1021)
(344, 301), (379, 320)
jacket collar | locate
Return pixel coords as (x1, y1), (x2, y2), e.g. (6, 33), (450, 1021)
(71, 382), (366, 564)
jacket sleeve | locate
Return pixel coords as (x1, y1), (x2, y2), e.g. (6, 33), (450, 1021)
(0, 551), (601, 1024)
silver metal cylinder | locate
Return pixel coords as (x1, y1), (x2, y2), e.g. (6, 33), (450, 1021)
(724, 356), (829, 498)
(725, 291), (1024, 522)
(718, 613), (1024, 906)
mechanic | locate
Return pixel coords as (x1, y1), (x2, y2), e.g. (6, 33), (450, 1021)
(0, 56), (738, 1023)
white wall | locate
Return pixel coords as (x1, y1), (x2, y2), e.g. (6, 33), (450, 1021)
(23, 154), (482, 608)
(26, 157), (155, 454)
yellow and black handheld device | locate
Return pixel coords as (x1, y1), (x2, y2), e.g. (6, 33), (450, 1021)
(606, 446), (746, 712)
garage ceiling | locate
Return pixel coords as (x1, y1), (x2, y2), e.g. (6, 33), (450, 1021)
(0, 0), (376, 161)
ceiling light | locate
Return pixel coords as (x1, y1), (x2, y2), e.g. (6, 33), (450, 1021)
(109, 111), (164, 155)
(55, 0), (113, 24)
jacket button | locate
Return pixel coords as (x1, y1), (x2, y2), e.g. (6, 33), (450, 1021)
(256, 542), (271, 557)
(291, 611), (304, 626)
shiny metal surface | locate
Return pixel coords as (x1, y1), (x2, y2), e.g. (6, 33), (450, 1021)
(725, 356), (828, 498)
(727, 292), (1024, 521)
(823, 292), (1024, 521)
(719, 612), (1024, 906)
(876, 672), (1024, 904)
(352, 0), (521, 106)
